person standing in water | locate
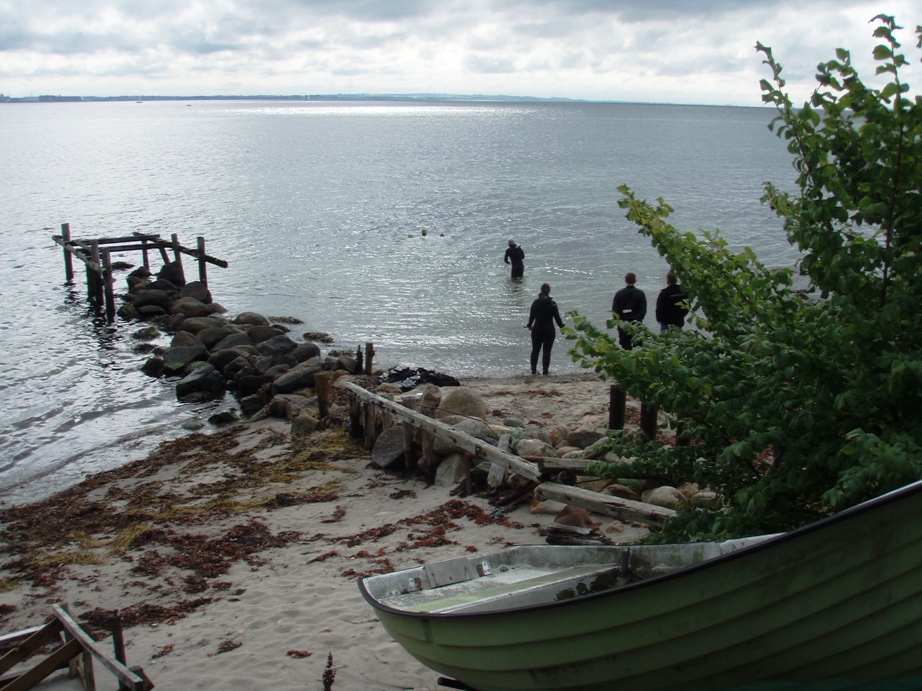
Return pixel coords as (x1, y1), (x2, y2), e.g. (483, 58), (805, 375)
(527, 283), (564, 376)
(504, 238), (525, 278)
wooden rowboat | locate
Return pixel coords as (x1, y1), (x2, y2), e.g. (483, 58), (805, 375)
(359, 479), (922, 690)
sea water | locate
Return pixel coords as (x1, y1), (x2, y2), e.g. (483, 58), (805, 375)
(0, 99), (797, 504)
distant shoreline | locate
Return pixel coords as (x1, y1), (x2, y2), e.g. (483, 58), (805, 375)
(0, 93), (585, 104)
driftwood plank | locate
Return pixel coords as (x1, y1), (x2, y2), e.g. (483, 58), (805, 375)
(535, 482), (676, 527)
(0, 638), (83, 691)
(344, 383), (540, 482)
(52, 605), (146, 691)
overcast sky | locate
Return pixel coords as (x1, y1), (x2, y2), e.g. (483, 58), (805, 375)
(1, 0), (919, 105)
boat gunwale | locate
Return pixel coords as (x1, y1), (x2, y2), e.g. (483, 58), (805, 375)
(359, 478), (922, 619)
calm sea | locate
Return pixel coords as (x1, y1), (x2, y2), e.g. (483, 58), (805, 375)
(0, 99), (797, 504)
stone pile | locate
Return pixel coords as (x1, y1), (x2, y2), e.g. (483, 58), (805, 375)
(118, 261), (363, 429)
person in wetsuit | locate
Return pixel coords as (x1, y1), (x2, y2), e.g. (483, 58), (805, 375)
(655, 271), (689, 332)
(611, 272), (647, 350)
(527, 283), (564, 375)
(504, 238), (525, 278)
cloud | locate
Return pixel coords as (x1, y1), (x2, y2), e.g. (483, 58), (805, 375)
(0, 0), (918, 104)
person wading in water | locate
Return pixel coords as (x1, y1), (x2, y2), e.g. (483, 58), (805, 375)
(504, 238), (525, 278)
(527, 283), (564, 375)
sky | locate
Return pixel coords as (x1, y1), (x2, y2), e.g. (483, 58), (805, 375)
(1, 0), (920, 106)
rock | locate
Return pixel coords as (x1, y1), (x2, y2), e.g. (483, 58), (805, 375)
(567, 427), (607, 449)
(515, 438), (553, 458)
(247, 325), (283, 344)
(433, 417), (497, 456)
(138, 305), (166, 318)
(503, 418), (526, 428)
(557, 446), (582, 457)
(291, 412), (320, 435)
(222, 355), (250, 379)
(196, 326), (237, 349)
(256, 334), (299, 358)
(548, 425), (569, 447)
(171, 297), (213, 318)
(140, 356), (164, 377)
(234, 311), (270, 327)
(554, 506), (600, 529)
(436, 387), (489, 420)
(180, 316), (225, 334)
(162, 344), (209, 373)
(212, 332), (254, 350)
(175, 364), (225, 402)
(371, 427), (406, 469)
(117, 303), (139, 320)
(332, 374), (356, 388)
(208, 411), (239, 426)
(417, 384), (441, 416)
(178, 281), (212, 304)
(291, 342), (322, 363)
(209, 348), (250, 373)
(335, 353), (357, 373)
(133, 289), (173, 311)
(268, 394), (312, 419)
(238, 394), (266, 418)
(273, 359), (325, 394)
(529, 498), (568, 515)
(377, 383), (403, 395)
(602, 484), (642, 502)
(157, 261), (185, 287)
(434, 453), (467, 487)
(641, 486), (685, 509)
(171, 331), (204, 348)
(265, 364), (291, 379)
(237, 374), (273, 396)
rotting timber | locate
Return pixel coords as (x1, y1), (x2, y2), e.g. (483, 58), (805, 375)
(52, 222), (228, 322)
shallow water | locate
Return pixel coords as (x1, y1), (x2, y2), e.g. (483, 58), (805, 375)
(0, 99), (797, 503)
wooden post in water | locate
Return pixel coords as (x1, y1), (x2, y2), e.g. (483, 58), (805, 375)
(197, 237), (208, 286)
(170, 233), (186, 284)
(609, 384), (626, 430)
(61, 223), (74, 282)
(401, 394), (419, 476)
(315, 371), (330, 421)
(640, 402), (658, 439)
(364, 342), (375, 375)
(88, 240), (103, 306)
(101, 249), (116, 322)
(140, 236), (150, 270)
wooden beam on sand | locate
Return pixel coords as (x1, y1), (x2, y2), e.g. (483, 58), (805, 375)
(535, 482), (676, 528)
(344, 382), (541, 483)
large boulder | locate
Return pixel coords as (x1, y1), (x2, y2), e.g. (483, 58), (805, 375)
(436, 387), (489, 420)
(247, 325), (283, 344)
(157, 261), (185, 287)
(433, 416), (497, 456)
(291, 342), (322, 363)
(371, 427), (406, 469)
(268, 394), (312, 419)
(209, 348), (250, 373)
(272, 359), (325, 394)
(434, 453), (468, 487)
(197, 326), (237, 349)
(178, 281), (212, 304)
(179, 316), (225, 334)
(170, 331), (203, 348)
(642, 486), (685, 509)
(256, 334), (299, 358)
(133, 289), (173, 311)
(212, 332), (254, 350)
(234, 312), (270, 327)
(175, 364), (225, 402)
(568, 427), (607, 449)
(171, 297), (213, 318)
(162, 344), (209, 373)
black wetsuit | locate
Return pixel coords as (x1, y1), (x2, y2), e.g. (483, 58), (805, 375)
(504, 244), (525, 278)
(612, 285), (647, 350)
(656, 283), (689, 329)
(528, 293), (564, 375)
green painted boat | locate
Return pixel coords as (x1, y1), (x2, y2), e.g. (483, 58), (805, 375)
(359, 479), (922, 690)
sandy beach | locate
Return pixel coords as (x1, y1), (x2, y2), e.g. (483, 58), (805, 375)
(0, 373), (649, 690)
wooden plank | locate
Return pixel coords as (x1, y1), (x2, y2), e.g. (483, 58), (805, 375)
(535, 482), (676, 527)
(0, 627), (43, 652)
(52, 605), (145, 691)
(344, 383), (540, 483)
(0, 621), (63, 676)
(0, 637), (83, 691)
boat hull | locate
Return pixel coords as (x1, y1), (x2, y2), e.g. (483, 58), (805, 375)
(360, 480), (922, 690)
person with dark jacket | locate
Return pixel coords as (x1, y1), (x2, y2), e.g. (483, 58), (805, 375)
(527, 283), (564, 375)
(655, 271), (689, 332)
(611, 272), (646, 350)
(504, 238), (525, 278)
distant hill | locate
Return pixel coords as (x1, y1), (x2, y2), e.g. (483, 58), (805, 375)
(2, 93), (584, 104)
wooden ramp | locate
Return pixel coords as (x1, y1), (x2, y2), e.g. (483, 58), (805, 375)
(0, 605), (152, 691)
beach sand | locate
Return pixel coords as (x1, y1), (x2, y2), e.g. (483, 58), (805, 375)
(0, 373), (649, 690)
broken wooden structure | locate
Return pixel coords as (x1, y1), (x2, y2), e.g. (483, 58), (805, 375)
(52, 222), (228, 323)
(0, 604), (153, 690)
(344, 382), (672, 527)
